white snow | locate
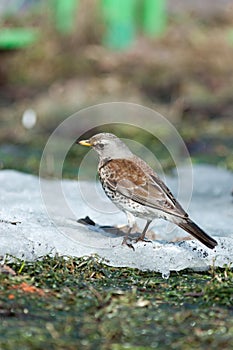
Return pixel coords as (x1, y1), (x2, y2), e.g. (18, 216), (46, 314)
(0, 164), (233, 276)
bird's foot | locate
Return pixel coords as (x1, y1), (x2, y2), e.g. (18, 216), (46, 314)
(135, 236), (152, 244)
(121, 236), (135, 250)
(121, 235), (152, 249)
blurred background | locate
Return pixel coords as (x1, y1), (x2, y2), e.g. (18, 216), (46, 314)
(0, 0), (233, 178)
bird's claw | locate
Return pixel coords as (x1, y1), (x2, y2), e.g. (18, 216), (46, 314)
(135, 236), (152, 244)
(122, 235), (152, 250)
(121, 236), (135, 250)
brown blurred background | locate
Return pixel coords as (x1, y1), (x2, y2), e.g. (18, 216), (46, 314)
(0, 0), (233, 177)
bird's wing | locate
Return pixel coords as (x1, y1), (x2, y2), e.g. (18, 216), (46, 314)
(101, 159), (187, 218)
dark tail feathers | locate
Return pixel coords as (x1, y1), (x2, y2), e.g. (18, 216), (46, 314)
(178, 219), (217, 249)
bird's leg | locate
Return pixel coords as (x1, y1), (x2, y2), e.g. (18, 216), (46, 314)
(122, 212), (136, 249)
(135, 220), (152, 242)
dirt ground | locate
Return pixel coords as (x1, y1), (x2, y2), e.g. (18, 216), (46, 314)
(168, 0), (233, 15)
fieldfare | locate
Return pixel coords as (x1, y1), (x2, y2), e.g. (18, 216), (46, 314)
(78, 133), (217, 249)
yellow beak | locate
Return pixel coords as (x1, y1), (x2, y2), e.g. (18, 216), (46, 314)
(78, 140), (92, 147)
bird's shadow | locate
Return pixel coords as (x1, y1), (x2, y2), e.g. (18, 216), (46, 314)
(77, 216), (157, 239)
(77, 216), (135, 238)
(76, 216), (194, 244)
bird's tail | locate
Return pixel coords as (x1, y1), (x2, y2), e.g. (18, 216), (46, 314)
(178, 219), (217, 249)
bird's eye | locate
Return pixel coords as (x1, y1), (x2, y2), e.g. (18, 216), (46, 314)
(93, 142), (105, 150)
(97, 143), (104, 150)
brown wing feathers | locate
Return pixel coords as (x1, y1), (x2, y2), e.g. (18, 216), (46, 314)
(100, 159), (187, 218)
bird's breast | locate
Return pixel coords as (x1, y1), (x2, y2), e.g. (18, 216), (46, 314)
(99, 158), (147, 186)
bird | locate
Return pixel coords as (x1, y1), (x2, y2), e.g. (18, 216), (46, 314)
(78, 133), (217, 249)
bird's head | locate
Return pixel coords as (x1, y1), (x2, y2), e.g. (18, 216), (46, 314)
(78, 133), (133, 161)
